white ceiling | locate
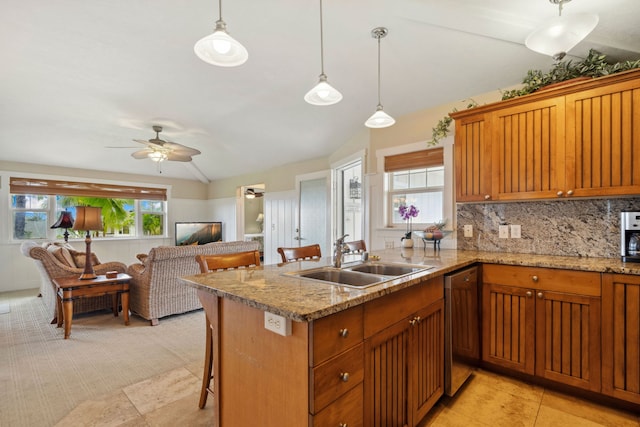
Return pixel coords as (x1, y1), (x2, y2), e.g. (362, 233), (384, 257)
(1, 0), (639, 183)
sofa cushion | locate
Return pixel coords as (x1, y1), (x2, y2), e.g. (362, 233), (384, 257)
(47, 245), (75, 267)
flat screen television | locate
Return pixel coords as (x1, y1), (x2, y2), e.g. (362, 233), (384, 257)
(175, 222), (222, 246)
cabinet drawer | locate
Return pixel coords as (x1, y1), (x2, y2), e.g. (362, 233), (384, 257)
(310, 342), (364, 413)
(310, 383), (363, 427)
(364, 276), (444, 338)
(310, 305), (363, 366)
(483, 264), (600, 296)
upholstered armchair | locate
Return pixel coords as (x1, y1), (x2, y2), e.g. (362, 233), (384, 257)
(127, 240), (260, 325)
(21, 241), (127, 323)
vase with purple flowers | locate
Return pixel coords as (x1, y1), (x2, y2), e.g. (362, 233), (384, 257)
(399, 204), (419, 248)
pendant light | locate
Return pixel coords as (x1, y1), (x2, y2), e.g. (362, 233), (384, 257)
(194, 0), (248, 67)
(365, 27), (395, 129)
(525, 0), (598, 61)
(304, 0), (342, 106)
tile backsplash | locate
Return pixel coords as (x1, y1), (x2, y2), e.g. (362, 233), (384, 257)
(456, 197), (640, 258)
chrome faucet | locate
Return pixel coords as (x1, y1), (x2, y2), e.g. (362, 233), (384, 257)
(333, 234), (349, 268)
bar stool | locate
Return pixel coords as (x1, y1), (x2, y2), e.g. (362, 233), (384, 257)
(276, 244), (322, 262)
(345, 240), (367, 253)
(195, 250), (261, 409)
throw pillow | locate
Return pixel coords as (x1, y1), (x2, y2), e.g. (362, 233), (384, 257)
(48, 245), (75, 267)
(69, 250), (101, 268)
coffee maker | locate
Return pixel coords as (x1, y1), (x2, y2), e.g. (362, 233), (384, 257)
(621, 211), (640, 262)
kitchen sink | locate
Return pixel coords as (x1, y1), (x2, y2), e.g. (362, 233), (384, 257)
(345, 263), (428, 276)
(284, 262), (433, 289)
(291, 268), (386, 288)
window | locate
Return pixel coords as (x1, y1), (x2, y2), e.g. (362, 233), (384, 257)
(385, 148), (444, 228)
(10, 177), (167, 241)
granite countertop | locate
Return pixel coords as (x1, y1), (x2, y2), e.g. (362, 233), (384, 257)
(179, 248), (640, 323)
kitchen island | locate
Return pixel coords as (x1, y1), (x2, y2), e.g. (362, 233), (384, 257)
(180, 248), (640, 426)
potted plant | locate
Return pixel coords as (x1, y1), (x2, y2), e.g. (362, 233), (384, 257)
(399, 204), (419, 248)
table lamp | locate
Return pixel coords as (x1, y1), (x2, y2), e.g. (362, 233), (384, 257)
(50, 211), (74, 242)
(72, 206), (103, 280)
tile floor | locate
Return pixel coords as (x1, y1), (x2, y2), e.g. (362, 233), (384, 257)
(57, 365), (639, 427)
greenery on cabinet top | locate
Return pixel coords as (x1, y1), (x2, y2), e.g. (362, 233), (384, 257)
(429, 50), (640, 146)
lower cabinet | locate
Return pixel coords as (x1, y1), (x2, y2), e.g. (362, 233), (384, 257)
(482, 265), (601, 392)
(363, 276), (444, 427)
(602, 273), (640, 405)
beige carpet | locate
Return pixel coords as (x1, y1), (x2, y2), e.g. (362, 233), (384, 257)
(0, 289), (205, 427)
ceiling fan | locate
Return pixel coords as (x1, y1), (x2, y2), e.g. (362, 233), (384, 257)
(131, 125), (201, 162)
(245, 188), (264, 199)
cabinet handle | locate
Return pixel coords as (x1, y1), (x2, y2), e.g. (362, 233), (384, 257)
(556, 191), (563, 197)
(484, 194), (491, 200)
(537, 292), (544, 299)
(339, 372), (350, 382)
(464, 275), (470, 282)
(339, 424), (348, 427)
(339, 328), (349, 338)
(409, 316), (422, 326)
(567, 189), (574, 196)
(532, 275), (539, 283)
(526, 291), (533, 298)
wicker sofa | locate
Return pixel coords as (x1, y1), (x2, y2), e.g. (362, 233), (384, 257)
(21, 241), (127, 323)
(127, 240), (260, 325)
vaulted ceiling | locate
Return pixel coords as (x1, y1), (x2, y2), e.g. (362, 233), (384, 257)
(2, 0), (639, 182)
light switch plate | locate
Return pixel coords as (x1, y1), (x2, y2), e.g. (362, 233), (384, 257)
(499, 225), (509, 238)
(510, 224), (521, 238)
(463, 224), (473, 238)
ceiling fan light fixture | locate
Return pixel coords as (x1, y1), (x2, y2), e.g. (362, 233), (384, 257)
(365, 27), (394, 129)
(148, 151), (168, 162)
(305, 0), (342, 106)
(194, 1), (248, 67)
(525, 0), (598, 61)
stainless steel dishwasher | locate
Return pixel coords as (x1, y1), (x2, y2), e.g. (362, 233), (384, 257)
(444, 266), (479, 396)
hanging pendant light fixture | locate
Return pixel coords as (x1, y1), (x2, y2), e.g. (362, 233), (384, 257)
(304, 0), (342, 106)
(525, 0), (598, 61)
(194, 0), (248, 67)
(365, 27), (395, 129)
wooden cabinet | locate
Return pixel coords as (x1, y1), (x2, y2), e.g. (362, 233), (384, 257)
(602, 273), (640, 405)
(482, 265), (601, 392)
(363, 276), (444, 427)
(452, 69), (640, 202)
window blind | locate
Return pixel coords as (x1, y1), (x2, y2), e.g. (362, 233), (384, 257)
(9, 177), (167, 201)
(384, 147), (444, 172)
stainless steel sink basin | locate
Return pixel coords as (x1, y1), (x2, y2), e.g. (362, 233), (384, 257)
(346, 263), (427, 276)
(293, 268), (385, 288)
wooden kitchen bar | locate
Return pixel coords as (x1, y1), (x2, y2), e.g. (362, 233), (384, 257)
(180, 248), (640, 426)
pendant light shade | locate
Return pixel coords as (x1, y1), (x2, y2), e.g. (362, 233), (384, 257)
(305, 0), (342, 106)
(525, 0), (598, 61)
(194, 1), (248, 67)
(365, 27), (395, 129)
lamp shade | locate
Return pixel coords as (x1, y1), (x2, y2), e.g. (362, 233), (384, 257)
(304, 74), (343, 106)
(525, 12), (599, 60)
(256, 213), (264, 223)
(365, 105), (396, 128)
(72, 206), (103, 232)
(194, 20), (248, 67)
(51, 211), (74, 229)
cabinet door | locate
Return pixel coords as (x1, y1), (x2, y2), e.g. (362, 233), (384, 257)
(565, 80), (640, 197)
(482, 283), (535, 374)
(364, 319), (410, 427)
(410, 300), (444, 425)
(491, 97), (566, 200)
(455, 113), (493, 202)
(602, 274), (640, 404)
(534, 290), (601, 392)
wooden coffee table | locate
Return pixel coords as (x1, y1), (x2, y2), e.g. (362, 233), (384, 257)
(53, 273), (132, 339)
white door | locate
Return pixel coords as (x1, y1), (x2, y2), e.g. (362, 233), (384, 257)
(296, 171), (331, 257)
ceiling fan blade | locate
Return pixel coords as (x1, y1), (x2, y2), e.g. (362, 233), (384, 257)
(166, 152), (194, 162)
(106, 146), (139, 148)
(131, 149), (153, 159)
(133, 138), (164, 148)
(162, 141), (201, 156)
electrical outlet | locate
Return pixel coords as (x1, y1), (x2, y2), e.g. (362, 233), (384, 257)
(499, 225), (509, 238)
(264, 311), (291, 336)
(463, 224), (473, 238)
(510, 224), (521, 238)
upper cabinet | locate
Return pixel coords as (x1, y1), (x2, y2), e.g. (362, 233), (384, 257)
(452, 69), (640, 202)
